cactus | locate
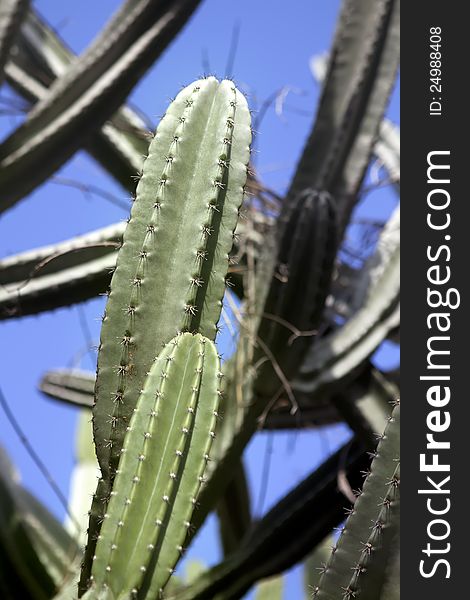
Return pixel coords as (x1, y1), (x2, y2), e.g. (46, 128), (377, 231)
(255, 188), (338, 398)
(86, 333), (221, 599)
(90, 76), (250, 473)
(79, 77), (251, 595)
(0, 1), (400, 598)
(314, 402), (400, 599)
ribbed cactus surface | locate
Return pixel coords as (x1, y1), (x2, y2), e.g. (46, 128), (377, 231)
(314, 402), (400, 599)
(88, 333), (221, 600)
(80, 77), (251, 596)
(93, 77), (250, 483)
(255, 188), (338, 397)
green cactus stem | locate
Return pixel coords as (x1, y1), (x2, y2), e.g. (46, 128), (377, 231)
(314, 402), (400, 599)
(87, 333), (220, 600)
(255, 188), (338, 398)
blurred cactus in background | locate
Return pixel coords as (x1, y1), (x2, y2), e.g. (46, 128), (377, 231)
(0, 0), (400, 598)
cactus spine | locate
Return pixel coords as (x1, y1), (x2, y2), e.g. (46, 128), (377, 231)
(80, 77), (251, 595)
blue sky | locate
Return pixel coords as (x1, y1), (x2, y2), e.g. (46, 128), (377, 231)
(0, 1), (399, 598)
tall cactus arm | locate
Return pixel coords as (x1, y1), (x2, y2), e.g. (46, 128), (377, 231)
(314, 403), (400, 599)
(254, 189), (338, 398)
(286, 0), (400, 231)
(92, 76), (250, 485)
(0, 0), (203, 212)
(85, 333), (221, 600)
(80, 78), (250, 595)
